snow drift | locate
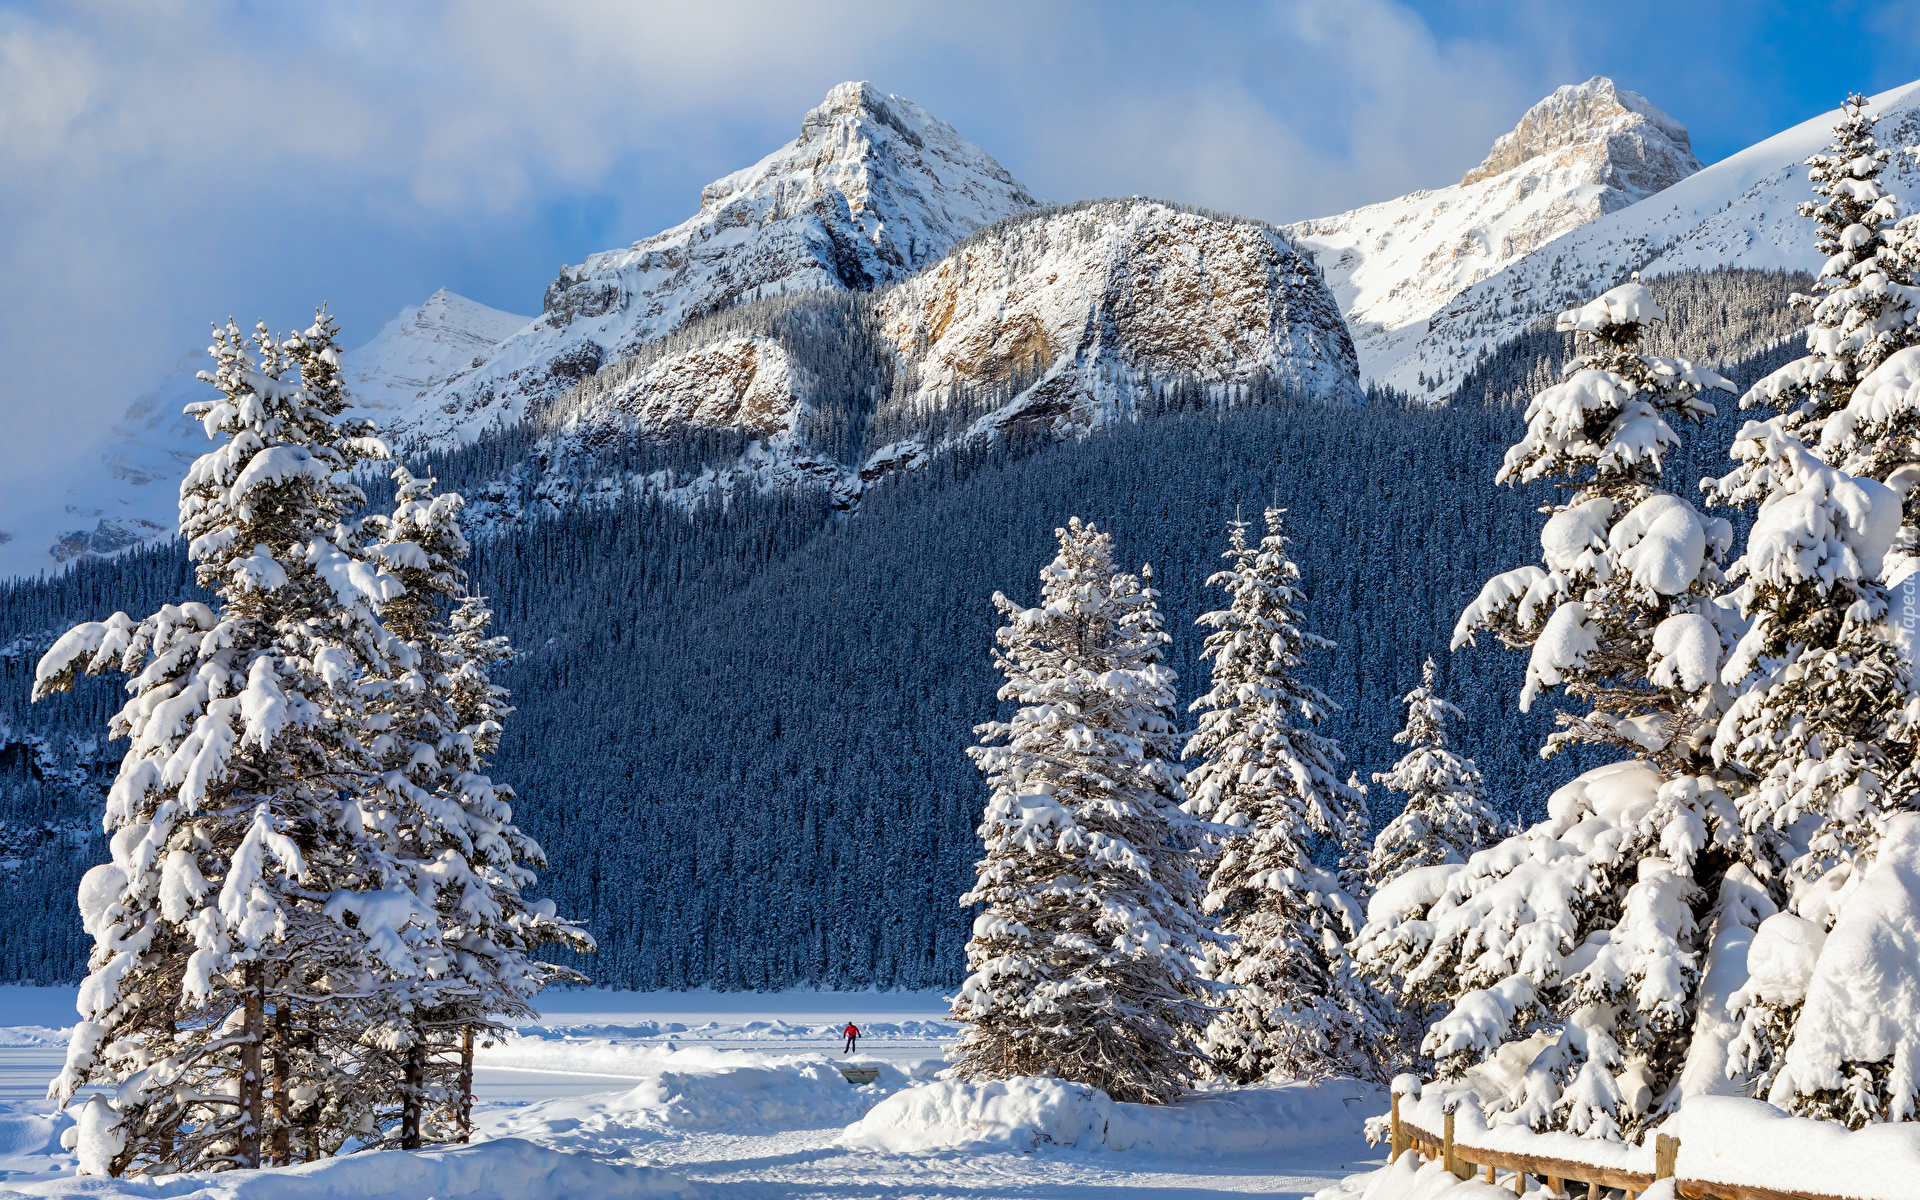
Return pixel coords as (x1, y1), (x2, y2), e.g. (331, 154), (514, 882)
(840, 1076), (1379, 1155)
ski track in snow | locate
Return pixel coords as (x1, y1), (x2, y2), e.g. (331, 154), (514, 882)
(0, 987), (1380, 1198)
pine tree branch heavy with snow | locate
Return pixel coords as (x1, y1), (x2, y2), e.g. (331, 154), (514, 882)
(1717, 95), (1920, 579)
(352, 467), (594, 1148)
(1181, 509), (1384, 1084)
(950, 518), (1212, 1105)
(1455, 280), (1737, 771)
(1699, 99), (1920, 1126)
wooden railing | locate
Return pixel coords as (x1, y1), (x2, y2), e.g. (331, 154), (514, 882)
(1388, 1093), (1863, 1200)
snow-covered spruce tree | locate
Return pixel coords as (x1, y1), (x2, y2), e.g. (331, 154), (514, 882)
(1366, 657), (1503, 891)
(1718, 94), (1920, 574)
(1711, 422), (1918, 1124)
(1181, 508), (1385, 1084)
(353, 467), (592, 1148)
(951, 517), (1213, 1104)
(33, 313), (408, 1174)
(1355, 284), (1778, 1142)
(1458, 280), (1737, 769)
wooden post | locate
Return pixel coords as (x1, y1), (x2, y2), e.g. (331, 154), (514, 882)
(1484, 1164), (1495, 1184)
(1655, 1133), (1679, 1180)
(1390, 1092), (1405, 1161)
(1513, 1171), (1526, 1196)
(239, 964), (264, 1169)
(1546, 1174), (1564, 1198)
(1442, 1108), (1471, 1180)
(1587, 1182), (1599, 1200)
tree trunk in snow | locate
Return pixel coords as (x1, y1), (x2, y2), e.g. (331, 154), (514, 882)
(270, 1004), (291, 1166)
(401, 1024), (426, 1150)
(239, 965), (264, 1169)
(457, 1026), (475, 1143)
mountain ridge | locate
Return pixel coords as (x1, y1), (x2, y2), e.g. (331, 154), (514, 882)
(1287, 75), (1701, 383)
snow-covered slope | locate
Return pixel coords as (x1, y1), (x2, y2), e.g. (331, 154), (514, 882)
(1398, 80), (1920, 398)
(385, 81), (1043, 448)
(346, 289), (532, 433)
(1288, 77), (1700, 382)
(0, 290), (531, 581)
(873, 199), (1358, 446)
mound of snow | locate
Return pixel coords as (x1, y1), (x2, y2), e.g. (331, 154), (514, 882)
(0, 1101), (75, 1181)
(478, 1049), (920, 1155)
(1661, 1095), (1920, 1200)
(1313, 1151), (1523, 1200)
(5, 1138), (701, 1200)
(841, 1076), (1380, 1156)
(0, 1025), (70, 1046)
(597, 1062), (895, 1133)
(840, 1078), (1112, 1153)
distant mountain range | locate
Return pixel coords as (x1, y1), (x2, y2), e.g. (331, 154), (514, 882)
(6, 76), (1920, 579)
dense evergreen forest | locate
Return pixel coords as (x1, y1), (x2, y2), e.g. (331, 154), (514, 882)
(0, 268), (1802, 988)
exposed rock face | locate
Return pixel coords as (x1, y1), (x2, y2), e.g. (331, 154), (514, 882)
(1287, 76), (1701, 382)
(874, 200), (1359, 444)
(393, 81), (1043, 448)
(1460, 77), (1701, 195)
(559, 336), (803, 445)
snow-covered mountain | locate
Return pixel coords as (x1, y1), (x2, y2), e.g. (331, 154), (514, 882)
(457, 199), (1360, 531)
(0, 290), (532, 581)
(382, 81), (1044, 449)
(1287, 76), (1701, 381)
(1395, 80), (1920, 397)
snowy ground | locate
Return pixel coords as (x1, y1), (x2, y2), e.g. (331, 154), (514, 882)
(0, 986), (1384, 1198)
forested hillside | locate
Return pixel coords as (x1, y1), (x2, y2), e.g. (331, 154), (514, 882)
(0, 269), (1797, 987)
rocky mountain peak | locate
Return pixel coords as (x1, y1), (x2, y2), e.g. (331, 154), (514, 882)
(1461, 76), (1701, 201)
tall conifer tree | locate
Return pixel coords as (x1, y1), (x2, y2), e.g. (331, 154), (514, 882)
(1182, 508), (1382, 1083)
(951, 518), (1211, 1104)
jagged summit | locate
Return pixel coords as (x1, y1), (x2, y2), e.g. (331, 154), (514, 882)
(1461, 76), (1701, 202)
(1288, 76), (1704, 381)
(392, 81), (1043, 448)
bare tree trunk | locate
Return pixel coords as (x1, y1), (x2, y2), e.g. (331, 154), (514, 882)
(270, 1003), (292, 1165)
(238, 964), (264, 1169)
(457, 1026), (475, 1144)
(401, 1022), (426, 1150)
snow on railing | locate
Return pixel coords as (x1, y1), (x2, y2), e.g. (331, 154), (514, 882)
(1387, 1081), (1919, 1200)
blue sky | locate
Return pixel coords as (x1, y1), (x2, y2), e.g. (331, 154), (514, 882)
(1, 0), (1915, 484)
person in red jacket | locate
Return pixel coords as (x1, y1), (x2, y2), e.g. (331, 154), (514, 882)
(842, 1022), (859, 1055)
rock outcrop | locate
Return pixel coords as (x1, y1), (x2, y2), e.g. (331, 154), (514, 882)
(873, 199), (1358, 445)
(1460, 77), (1700, 194)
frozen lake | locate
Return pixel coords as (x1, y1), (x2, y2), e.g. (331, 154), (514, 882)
(0, 984), (1379, 1197)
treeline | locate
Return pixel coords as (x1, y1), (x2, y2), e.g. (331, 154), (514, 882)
(0, 268), (1799, 988)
